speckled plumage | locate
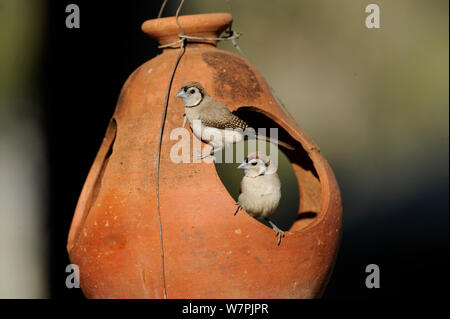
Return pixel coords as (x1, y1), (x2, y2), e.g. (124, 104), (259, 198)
(177, 82), (294, 152)
(184, 94), (249, 130)
(183, 86), (250, 148)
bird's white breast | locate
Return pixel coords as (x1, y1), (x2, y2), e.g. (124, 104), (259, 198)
(191, 123), (244, 148)
(238, 174), (281, 219)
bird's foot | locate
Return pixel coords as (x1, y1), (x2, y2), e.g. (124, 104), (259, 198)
(274, 228), (285, 246)
(266, 219), (285, 246)
(191, 150), (215, 160)
(191, 146), (223, 160)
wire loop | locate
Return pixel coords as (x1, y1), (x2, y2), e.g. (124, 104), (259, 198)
(158, 30), (243, 49)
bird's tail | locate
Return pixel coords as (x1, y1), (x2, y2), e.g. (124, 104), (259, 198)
(254, 134), (295, 150)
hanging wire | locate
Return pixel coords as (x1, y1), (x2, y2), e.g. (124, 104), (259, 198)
(158, 0), (169, 18)
(155, 0), (186, 300)
(221, 1), (299, 124)
(154, 0), (245, 298)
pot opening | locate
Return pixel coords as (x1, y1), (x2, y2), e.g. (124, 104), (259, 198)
(214, 108), (322, 233)
(68, 118), (117, 250)
(89, 118), (117, 212)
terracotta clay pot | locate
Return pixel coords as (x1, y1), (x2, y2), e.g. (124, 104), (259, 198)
(67, 13), (342, 299)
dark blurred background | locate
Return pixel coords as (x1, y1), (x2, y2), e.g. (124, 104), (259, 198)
(0, 0), (447, 299)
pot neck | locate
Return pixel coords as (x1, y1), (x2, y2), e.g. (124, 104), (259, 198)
(141, 13), (232, 50)
(161, 43), (217, 51)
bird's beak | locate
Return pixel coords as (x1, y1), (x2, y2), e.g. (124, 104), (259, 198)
(176, 88), (187, 99)
(238, 161), (249, 170)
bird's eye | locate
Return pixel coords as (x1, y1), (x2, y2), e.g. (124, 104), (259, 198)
(251, 162), (257, 166)
(190, 89), (195, 94)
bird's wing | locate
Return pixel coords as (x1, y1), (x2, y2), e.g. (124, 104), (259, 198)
(222, 113), (249, 130)
(200, 99), (249, 130)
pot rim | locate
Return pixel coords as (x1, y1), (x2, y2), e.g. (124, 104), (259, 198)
(142, 13), (233, 48)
